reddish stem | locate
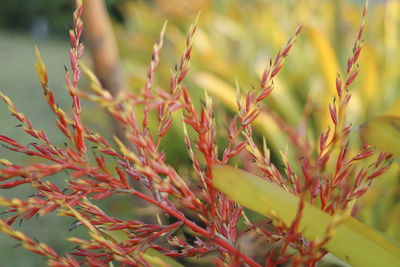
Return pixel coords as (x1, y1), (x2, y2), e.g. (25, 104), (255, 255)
(126, 189), (261, 267)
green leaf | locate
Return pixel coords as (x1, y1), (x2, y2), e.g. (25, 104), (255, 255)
(360, 115), (400, 158)
(213, 165), (400, 267)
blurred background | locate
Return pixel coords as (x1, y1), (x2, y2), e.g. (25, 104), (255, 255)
(0, 0), (399, 266)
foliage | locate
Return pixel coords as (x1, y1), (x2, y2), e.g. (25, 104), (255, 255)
(114, 0), (400, 241)
(0, 0), (72, 35)
(0, 0), (399, 266)
(213, 165), (400, 267)
(0, 0), (118, 35)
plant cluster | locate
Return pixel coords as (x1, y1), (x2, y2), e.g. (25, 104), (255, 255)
(0, 1), (398, 266)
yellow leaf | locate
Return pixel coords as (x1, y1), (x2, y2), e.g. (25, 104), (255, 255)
(305, 26), (340, 130)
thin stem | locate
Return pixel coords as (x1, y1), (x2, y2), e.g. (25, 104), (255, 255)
(117, 189), (261, 267)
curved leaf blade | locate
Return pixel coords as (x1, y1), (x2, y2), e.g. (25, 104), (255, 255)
(213, 165), (400, 267)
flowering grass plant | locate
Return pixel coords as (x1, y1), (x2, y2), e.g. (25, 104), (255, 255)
(0, 0), (399, 266)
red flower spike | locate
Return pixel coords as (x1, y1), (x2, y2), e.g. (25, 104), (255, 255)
(336, 75), (342, 97)
(0, 2), (386, 267)
(368, 166), (390, 180)
(0, 135), (25, 148)
(256, 85), (274, 102)
(345, 68), (359, 87)
(329, 104), (337, 125)
(271, 63), (283, 78)
(242, 109), (260, 127)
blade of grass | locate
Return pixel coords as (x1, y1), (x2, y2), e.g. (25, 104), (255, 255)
(213, 165), (400, 267)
